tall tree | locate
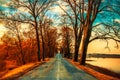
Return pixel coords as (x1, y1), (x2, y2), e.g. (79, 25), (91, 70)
(59, 0), (102, 64)
(59, 0), (83, 61)
(4, 20), (26, 65)
(0, 0), (54, 61)
(79, 0), (102, 65)
(80, 0), (120, 65)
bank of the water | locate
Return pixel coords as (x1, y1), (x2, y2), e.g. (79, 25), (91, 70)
(86, 63), (120, 79)
(86, 58), (120, 74)
(66, 59), (120, 80)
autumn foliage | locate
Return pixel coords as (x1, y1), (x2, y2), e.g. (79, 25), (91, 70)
(0, 26), (58, 76)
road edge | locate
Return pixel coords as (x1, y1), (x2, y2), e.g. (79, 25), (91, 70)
(0, 59), (50, 80)
(65, 58), (120, 80)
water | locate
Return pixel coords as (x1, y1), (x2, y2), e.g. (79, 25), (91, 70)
(86, 58), (120, 74)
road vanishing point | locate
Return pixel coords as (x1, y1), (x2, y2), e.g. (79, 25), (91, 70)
(19, 53), (97, 80)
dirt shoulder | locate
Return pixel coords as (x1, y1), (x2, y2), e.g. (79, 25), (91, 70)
(66, 59), (120, 80)
(0, 58), (50, 80)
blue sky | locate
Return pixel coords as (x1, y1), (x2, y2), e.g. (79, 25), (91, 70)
(0, 0), (65, 26)
(0, 0), (120, 27)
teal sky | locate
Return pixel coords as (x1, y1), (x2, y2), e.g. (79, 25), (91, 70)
(0, 0), (120, 26)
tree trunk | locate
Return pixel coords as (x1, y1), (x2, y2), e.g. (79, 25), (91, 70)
(80, 25), (92, 65)
(66, 37), (70, 58)
(40, 23), (45, 61)
(79, 0), (101, 65)
(19, 44), (25, 65)
(67, 44), (70, 58)
(74, 39), (79, 61)
(49, 46), (52, 57)
(35, 21), (41, 61)
(41, 35), (45, 61)
(16, 28), (25, 65)
(73, 29), (83, 62)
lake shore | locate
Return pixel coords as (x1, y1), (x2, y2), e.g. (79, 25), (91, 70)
(66, 58), (120, 80)
(86, 63), (120, 79)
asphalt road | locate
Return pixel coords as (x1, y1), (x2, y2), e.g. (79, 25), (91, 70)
(18, 53), (97, 80)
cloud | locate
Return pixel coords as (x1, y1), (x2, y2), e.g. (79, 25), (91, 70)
(0, 24), (7, 38)
(49, 1), (68, 15)
(114, 19), (120, 23)
(0, 0), (10, 7)
(50, 6), (65, 15)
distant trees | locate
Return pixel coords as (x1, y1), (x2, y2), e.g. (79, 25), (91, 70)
(59, 16), (73, 58)
(43, 22), (58, 58)
(61, 26), (73, 58)
(58, 0), (81, 61)
(45, 27), (58, 57)
(39, 17), (58, 60)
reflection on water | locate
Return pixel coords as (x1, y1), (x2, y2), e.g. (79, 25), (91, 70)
(86, 58), (120, 73)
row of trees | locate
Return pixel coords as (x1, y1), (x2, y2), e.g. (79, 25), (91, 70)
(0, 19), (58, 70)
(0, 0), (120, 71)
(59, 0), (120, 65)
(0, 0), (58, 71)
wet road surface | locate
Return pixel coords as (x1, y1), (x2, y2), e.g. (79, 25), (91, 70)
(18, 53), (97, 80)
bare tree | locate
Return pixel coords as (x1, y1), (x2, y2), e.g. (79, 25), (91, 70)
(79, 0), (120, 65)
(61, 26), (73, 58)
(4, 20), (26, 65)
(78, 0), (102, 65)
(43, 20), (58, 58)
(60, 17), (73, 58)
(58, 0), (83, 61)
(0, 0), (54, 61)
(59, 0), (102, 65)
(22, 25), (38, 62)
